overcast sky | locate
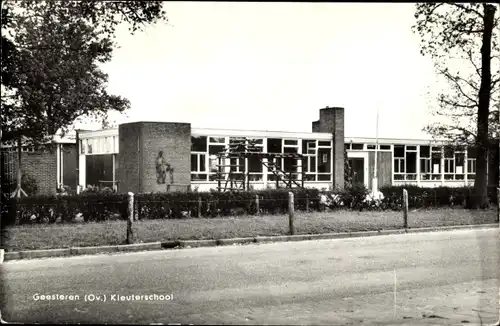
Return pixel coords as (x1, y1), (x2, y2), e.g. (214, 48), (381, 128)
(88, 2), (442, 139)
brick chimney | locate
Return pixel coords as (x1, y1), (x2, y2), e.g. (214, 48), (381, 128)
(312, 107), (345, 189)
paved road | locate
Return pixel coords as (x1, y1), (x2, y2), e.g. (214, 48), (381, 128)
(1, 228), (499, 325)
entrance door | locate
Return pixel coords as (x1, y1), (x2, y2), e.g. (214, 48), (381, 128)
(347, 152), (369, 188)
(349, 158), (365, 186)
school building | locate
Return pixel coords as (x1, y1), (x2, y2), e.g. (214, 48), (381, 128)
(1, 107), (499, 195)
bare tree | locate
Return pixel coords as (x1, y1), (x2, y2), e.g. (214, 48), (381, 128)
(413, 3), (499, 208)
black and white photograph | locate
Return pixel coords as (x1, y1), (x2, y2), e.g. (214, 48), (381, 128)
(0, 1), (499, 325)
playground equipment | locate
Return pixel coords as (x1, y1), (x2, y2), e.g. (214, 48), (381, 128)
(214, 137), (306, 192)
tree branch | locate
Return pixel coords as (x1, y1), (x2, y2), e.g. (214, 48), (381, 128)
(440, 97), (477, 110)
(452, 127), (477, 140)
(455, 74), (480, 92)
(467, 50), (482, 78)
(449, 3), (484, 19)
(491, 76), (500, 90)
(439, 68), (479, 104)
(454, 27), (484, 33)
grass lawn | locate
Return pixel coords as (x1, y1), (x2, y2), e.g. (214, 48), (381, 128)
(3, 207), (498, 252)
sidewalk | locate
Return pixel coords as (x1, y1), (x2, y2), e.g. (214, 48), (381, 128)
(162, 279), (499, 325)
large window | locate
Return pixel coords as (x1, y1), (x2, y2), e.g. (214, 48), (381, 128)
(405, 148), (417, 180)
(467, 158), (476, 180)
(431, 147), (442, 180)
(317, 141), (332, 181)
(207, 138), (226, 181)
(227, 137), (247, 181)
(393, 145), (419, 181)
(267, 138), (282, 153)
(81, 137), (118, 155)
(455, 148), (465, 180)
(246, 138), (264, 181)
(191, 136), (209, 181)
(191, 136), (207, 152)
(247, 154), (263, 181)
(302, 140), (317, 181)
(419, 145), (431, 180)
(351, 143), (364, 150)
(267, 138), (283, 182)
(443, 146), (453, 180)
(467, 146), (477, 180)
(282, 139), (300, 180)
(393, 145), (405, 180)
(191, 153), (207, 181)
(442, 146), (467, 180)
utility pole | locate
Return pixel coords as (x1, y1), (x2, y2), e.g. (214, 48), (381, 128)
(372, 106), (380, 197)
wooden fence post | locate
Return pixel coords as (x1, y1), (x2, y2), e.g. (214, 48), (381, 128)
(289, 192), (295, 235)
(403, 189), (408, 229)
(255, 194), (260, 215)
(198, 197), (202, 218)
(127, 192), (134, 244)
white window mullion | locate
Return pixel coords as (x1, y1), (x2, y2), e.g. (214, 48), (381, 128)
(416, 145), (420, 186)
(56, 143), (61, 188)
(263, 138), (268, 188)
(298, 139), (302, 182)
(464, 149), (468, 186)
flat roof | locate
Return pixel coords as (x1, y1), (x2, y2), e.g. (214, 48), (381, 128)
(77, 126), (450, 144)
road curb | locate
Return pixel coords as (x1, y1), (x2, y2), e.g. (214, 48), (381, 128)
(2, 223), (498, 262)
(216, 238), (256, 246)
(405, 223), (498, 234)
(21, 248), (71, 260)
(178, 240), (218, 248)
(69, 243), (162, 256)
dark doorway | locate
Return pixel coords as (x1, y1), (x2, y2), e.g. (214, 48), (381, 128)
(86, 154), (113, 188)
(348, 157), (365, 186)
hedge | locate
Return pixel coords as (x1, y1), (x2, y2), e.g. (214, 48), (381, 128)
(0, 188), (321, 225)
(379, 185), (498, 209)
(0, 185), (497, 225)
(135, 188), (321, 219)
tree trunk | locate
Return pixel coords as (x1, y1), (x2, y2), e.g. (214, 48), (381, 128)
(10, 138), (27, 198)
(471, 4), (496, 209)
(0, 129), (2, 200)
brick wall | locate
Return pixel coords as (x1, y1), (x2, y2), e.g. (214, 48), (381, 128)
(312, 107), (345, 189)
(118, 122), (191, 193)
(1, 148), (57, 195)
(312, 121), (320, 132)
(140, 122), (191, 193)
(118, 123), (141, 193)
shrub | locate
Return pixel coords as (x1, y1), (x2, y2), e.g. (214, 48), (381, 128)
(320, 185), (375, 211)
(1, 192), (128, 226)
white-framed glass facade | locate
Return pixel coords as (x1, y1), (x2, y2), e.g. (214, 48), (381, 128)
(389, 144), (476, 183)
(345, 141), (479, 184)
(190, 134), (333, 183)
